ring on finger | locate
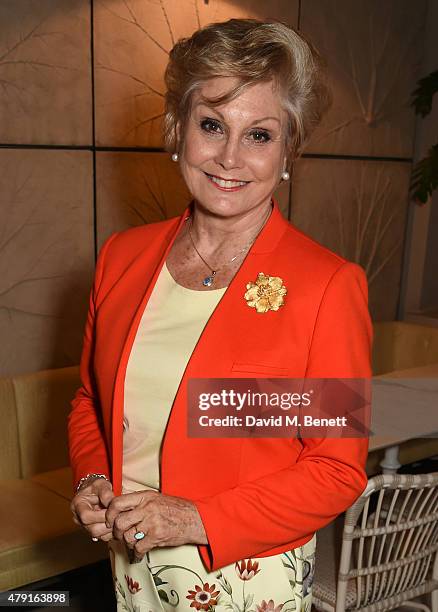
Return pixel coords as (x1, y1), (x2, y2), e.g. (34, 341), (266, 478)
(134, 528), (146, 541)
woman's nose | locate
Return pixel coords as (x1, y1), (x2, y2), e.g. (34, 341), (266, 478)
(215, 135), (243, 170)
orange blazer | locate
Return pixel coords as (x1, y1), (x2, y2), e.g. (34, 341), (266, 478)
(68, 200), (372, 571)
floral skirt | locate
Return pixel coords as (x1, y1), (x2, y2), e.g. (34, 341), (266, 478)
(109, 534), (316, 612)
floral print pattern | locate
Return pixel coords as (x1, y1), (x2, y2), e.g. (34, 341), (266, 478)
(109, 534), (316, 612)
(125, 574), (142, 594)
(235, 559), (260, 581)
(186, 582), (220, 610)
(114, 575), (142, 612)
(256, 600), (283, 612)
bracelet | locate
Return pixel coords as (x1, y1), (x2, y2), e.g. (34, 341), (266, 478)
(76, 473), (109, 493)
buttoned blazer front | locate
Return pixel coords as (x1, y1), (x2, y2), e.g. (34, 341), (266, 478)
(68, 200), (372, 571)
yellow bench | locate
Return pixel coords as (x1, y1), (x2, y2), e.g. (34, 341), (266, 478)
(0, 367), (107, 591)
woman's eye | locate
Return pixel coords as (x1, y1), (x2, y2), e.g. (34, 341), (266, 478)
(248, 130), (271, 143)
(200, 118), (223, 134)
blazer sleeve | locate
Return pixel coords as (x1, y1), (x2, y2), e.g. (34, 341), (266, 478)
(68, 234), (117, 491)
(194, 262), (372, 570)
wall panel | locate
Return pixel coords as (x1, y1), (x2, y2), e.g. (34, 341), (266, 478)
(0, 149), (94, 376)
(0, 0), (91, 145)
(96, 152), (191, 247)
(300, 0), (427, 157)
(291, 158), (411, 320)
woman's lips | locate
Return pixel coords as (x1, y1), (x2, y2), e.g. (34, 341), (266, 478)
(204, 172), (249, 192)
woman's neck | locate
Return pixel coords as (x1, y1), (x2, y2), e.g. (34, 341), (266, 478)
(188, 200), (273, 258)
(165, 199), (273, 291)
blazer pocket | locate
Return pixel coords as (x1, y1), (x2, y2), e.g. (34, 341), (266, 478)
(231, 361), (290, 377)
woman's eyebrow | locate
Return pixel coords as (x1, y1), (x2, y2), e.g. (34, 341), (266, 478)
(194, 103), (225, 119)
(195, 104), (281, 126)
(249, 116), (281, 126)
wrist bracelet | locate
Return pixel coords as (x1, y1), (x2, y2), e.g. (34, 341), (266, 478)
(76, 473), (109, 493)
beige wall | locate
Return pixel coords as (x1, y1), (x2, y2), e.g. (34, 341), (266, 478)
(0, 0), (429, 376)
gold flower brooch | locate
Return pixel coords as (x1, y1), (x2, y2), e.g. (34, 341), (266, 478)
(244, 272), (287, 313)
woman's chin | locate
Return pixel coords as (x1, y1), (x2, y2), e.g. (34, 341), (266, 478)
(192, 187), (272, 219)
(192, 193), (248, 218)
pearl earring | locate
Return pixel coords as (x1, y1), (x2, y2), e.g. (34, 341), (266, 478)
(281, 171), (290, 181)
(171, 152), (179, 162)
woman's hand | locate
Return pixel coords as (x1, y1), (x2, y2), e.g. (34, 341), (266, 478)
(70, 477), (115, 542)
(105, 491), (208, 560)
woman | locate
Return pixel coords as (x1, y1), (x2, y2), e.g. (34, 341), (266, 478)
(69, 19), (371, 612)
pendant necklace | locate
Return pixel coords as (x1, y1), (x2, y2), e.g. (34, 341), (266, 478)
(187, 206), (271, 287)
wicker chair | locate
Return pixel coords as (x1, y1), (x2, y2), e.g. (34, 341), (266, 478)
(312, 472), (438, 612)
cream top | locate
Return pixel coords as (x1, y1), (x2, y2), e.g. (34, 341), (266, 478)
(122, 263), (227, 493)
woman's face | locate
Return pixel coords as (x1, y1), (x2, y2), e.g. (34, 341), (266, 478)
(179, 77), (288, 220)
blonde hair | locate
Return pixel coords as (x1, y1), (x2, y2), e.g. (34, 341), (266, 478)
(164, 19), (331, 162)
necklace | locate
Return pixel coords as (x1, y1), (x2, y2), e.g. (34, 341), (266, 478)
(187, 206), (271, 287)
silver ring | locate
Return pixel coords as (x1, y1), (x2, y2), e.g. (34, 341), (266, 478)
(134, 530), (145, 541)
(91, 537), (99, 542)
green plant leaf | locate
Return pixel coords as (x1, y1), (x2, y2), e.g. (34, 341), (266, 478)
(411, 70), (438, 117)
(410, 144), (438, 204)
(153, 575), (167, 587)
(158, 589), (169, 603)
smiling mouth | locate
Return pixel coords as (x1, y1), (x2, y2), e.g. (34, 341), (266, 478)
(204, 172), (250, 190)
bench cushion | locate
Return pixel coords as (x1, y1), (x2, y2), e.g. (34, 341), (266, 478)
(12, 366), (80, 478)
(31, 466), (74, 501)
